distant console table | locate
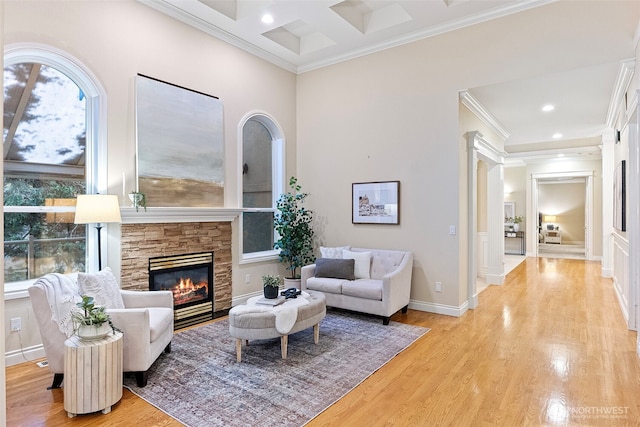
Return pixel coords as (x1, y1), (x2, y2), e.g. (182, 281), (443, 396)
(544, 230), (562, 244)
(505, 231), (525, 255)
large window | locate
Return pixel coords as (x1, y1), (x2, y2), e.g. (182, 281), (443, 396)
(3, 46), (104, 284)
(241, 114), (283, 260)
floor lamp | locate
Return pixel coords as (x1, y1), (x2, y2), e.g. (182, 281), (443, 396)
(74, 194), (122, 271)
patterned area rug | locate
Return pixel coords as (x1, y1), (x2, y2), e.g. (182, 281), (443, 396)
(124, 310), (429, 427)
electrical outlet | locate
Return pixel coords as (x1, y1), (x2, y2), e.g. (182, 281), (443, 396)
(10, 317), (21, 332)
(435, 282), (442, 292)
(245, 274), (251, 284)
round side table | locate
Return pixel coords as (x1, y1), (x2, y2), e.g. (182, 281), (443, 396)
(64, 331), (123, 418)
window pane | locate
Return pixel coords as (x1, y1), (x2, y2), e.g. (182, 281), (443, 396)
(4, 63), (86, 165)
(4, 177), (86, 281)
(4, 60), (88, 283)
(242, 120), (272, 208)
(242, 211), (274, 254)
(242, 118), (276, 255)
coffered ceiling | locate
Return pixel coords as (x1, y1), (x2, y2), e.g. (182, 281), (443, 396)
(139, 0), (553, 73)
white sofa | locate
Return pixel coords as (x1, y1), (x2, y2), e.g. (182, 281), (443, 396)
(301, 247), (413, 324)
(28, 270), (174, 388)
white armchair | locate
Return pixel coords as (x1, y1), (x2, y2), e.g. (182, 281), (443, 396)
(28, 272), (173, 389)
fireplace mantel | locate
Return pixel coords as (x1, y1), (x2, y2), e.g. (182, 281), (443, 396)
(120, 207), (243, 224)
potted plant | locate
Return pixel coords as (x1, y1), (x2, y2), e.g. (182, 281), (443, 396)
(72, 295), (117, 340)
(129, 191), (147, 212)
(274, 177), (315, 288)
(262, 274), (281, 299)
(513, 216), (523, 231)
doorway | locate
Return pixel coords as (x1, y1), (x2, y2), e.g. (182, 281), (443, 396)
(531, 172), (593, 260)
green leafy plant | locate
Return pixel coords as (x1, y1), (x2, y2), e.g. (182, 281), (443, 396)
(513, 216), (523, 224)
(72, 295), (119, 333)
(274, 177), (315, 279)
(262, 274), (281, 288)
(129, 191), (147, 212)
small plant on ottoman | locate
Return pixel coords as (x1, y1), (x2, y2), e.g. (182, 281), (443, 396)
(262, 274), (281, 299)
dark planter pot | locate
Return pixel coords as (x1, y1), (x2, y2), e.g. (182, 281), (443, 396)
(264, 286), (279, 299)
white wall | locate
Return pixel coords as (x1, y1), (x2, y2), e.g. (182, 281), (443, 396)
(3, 0), (297, 364)
(296, 1), (637, 311)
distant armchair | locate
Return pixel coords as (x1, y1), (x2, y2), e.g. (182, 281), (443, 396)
(28, 268), (173, 389)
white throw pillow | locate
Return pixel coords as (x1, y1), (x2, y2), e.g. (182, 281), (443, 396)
(77, 267), (125, 309)
(342, 250), (371, 279)
(320, 245), (351, 259)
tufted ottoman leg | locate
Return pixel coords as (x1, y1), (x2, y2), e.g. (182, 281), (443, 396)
(281, 335), (288, 359)
(314, 323), (320, 344)
(236, 339), (242, 362)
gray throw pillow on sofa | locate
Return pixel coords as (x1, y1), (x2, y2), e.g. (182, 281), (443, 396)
(315, 258), (355, 280)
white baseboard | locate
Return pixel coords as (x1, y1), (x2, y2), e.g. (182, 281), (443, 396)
(485, 272), (505, 285)
(236, 293), (470, 318)
(231, 291), (262, 307)
(409, 299), (468, 317)
(5, 344), (46, 367)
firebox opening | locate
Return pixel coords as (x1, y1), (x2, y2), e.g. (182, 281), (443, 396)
(149, 252), (214, 330)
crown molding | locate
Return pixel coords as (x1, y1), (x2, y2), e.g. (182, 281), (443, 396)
(139, 0), (555, 75)
(460, 91), (510, 141)
(298, 0), (555, 73)
(606, 59), (635, 127)
(136, 0), (298, 73)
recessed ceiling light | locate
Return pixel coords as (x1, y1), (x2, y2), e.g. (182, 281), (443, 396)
(542, 104), (555, 112)
(261, 14), (274, 24)
(552, 133), (563, 139)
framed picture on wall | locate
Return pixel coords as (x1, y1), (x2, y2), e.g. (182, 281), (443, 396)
(352, 181), (400, 224)
(504, 202), (515, 224)
(614, 160), (626, 231)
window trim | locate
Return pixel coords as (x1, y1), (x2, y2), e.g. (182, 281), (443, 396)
(237, 111), (285, 263)
(4, 43), (108, 281)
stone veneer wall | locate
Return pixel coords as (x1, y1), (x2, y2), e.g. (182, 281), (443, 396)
(120, 222), (232, 315)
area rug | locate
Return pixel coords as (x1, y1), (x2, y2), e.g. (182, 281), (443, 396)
(124, 310), (429, 427)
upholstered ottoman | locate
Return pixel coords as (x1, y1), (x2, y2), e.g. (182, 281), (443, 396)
(229, 290), (326, 362)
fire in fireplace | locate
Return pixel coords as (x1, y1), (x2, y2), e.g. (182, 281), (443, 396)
(149, 252), (214, 329)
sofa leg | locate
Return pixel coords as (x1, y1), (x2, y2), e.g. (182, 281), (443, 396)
(383, 317), (390, 325)
(401, 305), (408, 314)
(48, 373), (64, 390)
(135, 371), (148, 388)
(164, 342), (171, 354)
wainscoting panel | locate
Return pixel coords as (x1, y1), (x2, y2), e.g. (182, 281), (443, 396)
(612, 233), (629, 325)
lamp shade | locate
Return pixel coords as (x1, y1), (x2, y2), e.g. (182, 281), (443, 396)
(74, 194), (122, 224)
(543, 215), (556, 223)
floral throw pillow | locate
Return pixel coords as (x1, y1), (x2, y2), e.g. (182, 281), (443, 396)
(77, 267), (125, 309)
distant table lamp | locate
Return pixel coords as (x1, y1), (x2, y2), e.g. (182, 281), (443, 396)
(543, 215), (557, 230)
(74, 194), (122, 271)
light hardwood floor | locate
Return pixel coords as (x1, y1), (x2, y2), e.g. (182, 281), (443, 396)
(7, 257), (640, 426)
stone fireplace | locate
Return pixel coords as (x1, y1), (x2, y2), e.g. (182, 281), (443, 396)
(120, 214), (235, 327)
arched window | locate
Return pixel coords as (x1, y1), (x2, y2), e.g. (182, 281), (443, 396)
(239, 113), (284, 260)
(3, 44), (106, 285)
